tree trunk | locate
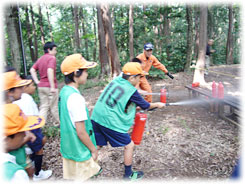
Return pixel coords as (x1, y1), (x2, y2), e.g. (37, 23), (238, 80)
(73, 5), (80, 52)
(46, 5), (54, 42)
(30, 5), (38, 60)
(193, 5), (207, 85)
(226, 5), (234, 64)
(185, 5), (193, 72)
(100, 4), (121, 77)
(38, 5), (45, 45)
(80, 7), (89, 59)
(163, 6), (171, 61)
(159, 7), (164, 54)
(97, 5), (110, 77)
(93, 7), (97, 62)
(25, 6), (35, 63)
(207, 7), (214, 39)
(194, 6), (200, 61)
(5, 5), (22, 73)
(129, 5), (134, 60)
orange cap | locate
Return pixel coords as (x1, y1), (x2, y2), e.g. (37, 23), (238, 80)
(122, 62), (148, 76)
(61, 54), (97, 75)
(4, 104), (45, 136)
(4, 71), (32, 91)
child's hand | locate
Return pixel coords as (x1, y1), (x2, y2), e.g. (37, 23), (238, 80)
(92, 149), (98, 161)
(156, 102), (166, 108)
(25, 131), (36, 143)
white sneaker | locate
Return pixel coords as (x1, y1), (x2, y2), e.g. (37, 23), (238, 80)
(33, 169), (52, 181)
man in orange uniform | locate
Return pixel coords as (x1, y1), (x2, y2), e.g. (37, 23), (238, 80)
(137, 43), (174, 102)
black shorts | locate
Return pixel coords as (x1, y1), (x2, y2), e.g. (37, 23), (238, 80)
(27, 128), (44, 153)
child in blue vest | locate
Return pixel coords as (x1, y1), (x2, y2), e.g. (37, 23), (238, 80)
(91, 62), (165, 180)
(59, 54), (101, 181)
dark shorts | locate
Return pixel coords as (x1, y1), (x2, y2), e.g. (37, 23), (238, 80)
(92, 120), (131, 147)
(27, 128), (44, 153)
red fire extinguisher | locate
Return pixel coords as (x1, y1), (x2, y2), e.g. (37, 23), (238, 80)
(160, 88), (167, 103)
(218, 82), (224, 99)
(131, 111), (147, 145)
(212, 81), (217, 98)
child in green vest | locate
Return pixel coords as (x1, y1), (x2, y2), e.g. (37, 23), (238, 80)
(91, 62), (165, 180)
(59, 54), (101, 181)
(3, 69), (45, 181)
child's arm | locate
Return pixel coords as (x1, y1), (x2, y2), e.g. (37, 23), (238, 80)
(4, 131), (36, 152)
(75, 122), (98, 161)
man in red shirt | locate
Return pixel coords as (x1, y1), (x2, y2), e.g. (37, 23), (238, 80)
(137, 43), (174, 102)
(30, 42), (59, 126)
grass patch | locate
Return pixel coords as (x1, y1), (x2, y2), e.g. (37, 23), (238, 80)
(178, 118), (191, 133)
(162, 126), (169, 135)
(42, 126), (60, 138)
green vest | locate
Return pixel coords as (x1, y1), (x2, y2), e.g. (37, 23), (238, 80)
(8, 146), (27, 168)
(91, 76), (137, 133)
(59, 85), (97, 162)
(3, 161), (25, 181)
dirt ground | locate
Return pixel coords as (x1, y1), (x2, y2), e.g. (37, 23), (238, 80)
(42, 64), (242, 181)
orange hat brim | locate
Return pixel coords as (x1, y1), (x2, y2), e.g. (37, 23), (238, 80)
(80, 61), (97, 69)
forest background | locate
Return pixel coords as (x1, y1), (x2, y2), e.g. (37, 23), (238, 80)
(3, 2), (242, 85)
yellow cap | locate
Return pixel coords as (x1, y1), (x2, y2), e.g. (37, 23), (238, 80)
(122, 62), (148, 75)
(3, 71), (32, 91)
(61, 54), (97, 75)
(4, 104), (45, 136)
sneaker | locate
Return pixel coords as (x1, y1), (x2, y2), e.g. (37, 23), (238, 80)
(124, 171), (144, 181)
(33, 169), (52, 181)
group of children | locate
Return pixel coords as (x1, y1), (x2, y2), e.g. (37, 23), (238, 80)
(3, 53), (166, 181)
(3, 68), (52, 181)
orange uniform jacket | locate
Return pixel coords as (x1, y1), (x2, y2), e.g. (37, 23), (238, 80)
(136, 53), (168, 102)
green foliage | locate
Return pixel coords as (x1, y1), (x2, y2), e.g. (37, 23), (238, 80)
(4, 4), (241, 81)
(42, 126), (60, 138)
(79, 79), (108, 90)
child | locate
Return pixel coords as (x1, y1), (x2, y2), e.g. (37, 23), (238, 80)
(91, 62), (165, 180)
(59, 54), (101, 181)
(3, 70), (45, 181)
(13, 75), (52, 181)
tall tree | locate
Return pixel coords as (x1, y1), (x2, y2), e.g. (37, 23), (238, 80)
(193, 5), (207, 85)
(73, 5), (81, 52)
(38, 4), (45, 45)
(129, 5), (134, 60)
(100, 4), (121, 77)
(25, 6), (35, 63)
(194, 6), (200, 61)
(93, 7), (97, 62)
(163, 6), (171, 61)
(46, 5), (54, 42)
(97, 5), (110, 77)
(207, 7), (214, 40)
(5, 5), (22, 72)
(80, 7), (89, 59)
(185, 5), (194, 71)
(30, 5), (38, 60)
(226, 5), (234, 64)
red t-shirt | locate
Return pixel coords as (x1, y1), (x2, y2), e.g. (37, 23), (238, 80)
(32, 53), (58, 88)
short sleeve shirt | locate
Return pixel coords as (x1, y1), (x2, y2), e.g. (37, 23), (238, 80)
(13, 93), (39, 116)
(67, 87), (88, 128)
(32, 53), (58, 88)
